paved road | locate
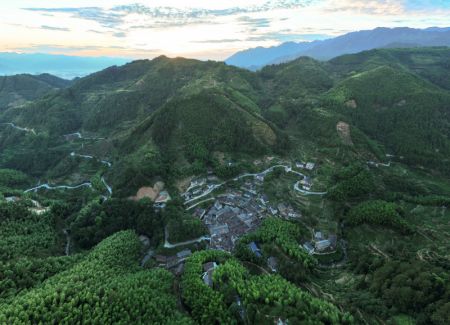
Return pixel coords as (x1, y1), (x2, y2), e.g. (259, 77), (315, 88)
(25, 182), (93, 193)
(2, 122), (36, 134)
(163, 226), (210, 248)
(184, 164), (324, 203)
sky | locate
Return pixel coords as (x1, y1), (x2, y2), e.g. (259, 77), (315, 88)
(1, 0), (449, 60)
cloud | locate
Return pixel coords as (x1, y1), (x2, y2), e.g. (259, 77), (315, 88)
(321, 0), (404, 15)
(24, 7), (124, 28)
(192, 39), (243, 44)
(113, 32), (127, 38)
(237, 16), (271, 28)
(23, 1), (319, 29)
(41, 25), (70, 32)
(247, 32), (330, 42)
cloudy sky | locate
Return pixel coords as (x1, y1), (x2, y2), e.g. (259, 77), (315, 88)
(1, 0), (449, 60)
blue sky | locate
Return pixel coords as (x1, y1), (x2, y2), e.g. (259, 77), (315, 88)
(1, 1), (449, 60)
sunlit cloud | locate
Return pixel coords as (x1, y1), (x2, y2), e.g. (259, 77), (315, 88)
(0, 0), (448, 60)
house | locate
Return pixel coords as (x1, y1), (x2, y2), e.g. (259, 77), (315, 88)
(154, 255), (168, 265)
(329, 234), (337, 249)
(305, 162), (316, 170)
(314, 231), (323, 241)
(153, 202), (166, 209)
(155, 191), (171, 203)
(302, 242), (315, 255)
(248, 242), (262, 258)
(174, 263), (185, 276)
(255, 174), (265, 182)
(202, 262), (218, 287)
(166, 256), (180, 268)
(300, 176), (312, 187)
(203, 262), (217, 272)
(203, 269), (214, 287)
(194, 208), (206, 219)
(315, 239), (331, 251)
(214, 200), (223, 210)
(267, 256), (278, 272)
(277, 203), (288, 216)
(259, 194), (269, 206)
(176, 249), (192, 259)
(269, 206), (278, 215)
(295, 161), (305, 169)
(139, 235), (150, 247)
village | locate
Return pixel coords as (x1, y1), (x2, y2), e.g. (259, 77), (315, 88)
(149, 159), (340, 275)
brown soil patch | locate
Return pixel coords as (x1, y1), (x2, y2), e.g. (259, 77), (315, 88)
(336, 121), (353, 146)
(176, 177), (194, 192)
(130, 182), (165, 201)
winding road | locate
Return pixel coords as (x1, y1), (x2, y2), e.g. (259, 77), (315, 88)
(24, 182), (93, 193)
(184, 164), (326, 204)
(2, 122), (36, 134)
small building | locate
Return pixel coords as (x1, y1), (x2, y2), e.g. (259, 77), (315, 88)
(5, 196), (20, 203)
(315, 239), (331, 251)
(194, 208), (206, 219)
(138, 235), (150, 247)
(174, 263), (185, 276)
(248, 242), (262, 258)
(259, 195), (269, 206)
(267, 256), (278, 272)
(155, 191), (171, 203)
(329, 234), (338, 249)
(314, 231), (323, 241)
(176, 249), (192, 259)
(302, 242), (315, 255)
(203, 262), (217, 272)
(202, 262), (218, 287)
(295, 162), (305, 169)
(305, 162), (316, 170)
(154, 255), (168, 265)
(255, 174), (265, 182)
(214, 200), (223, 210)
(269, 206), (278, 215)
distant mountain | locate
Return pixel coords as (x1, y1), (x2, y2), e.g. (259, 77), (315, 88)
(0, 53), (130, 79)
(225, 41), (319, 70)
(226, 27), (450, 70)
(0, 73), (70, 111)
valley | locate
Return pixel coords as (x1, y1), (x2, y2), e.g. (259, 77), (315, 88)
(0, 47), (449, 324)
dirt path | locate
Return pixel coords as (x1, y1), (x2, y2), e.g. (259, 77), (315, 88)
(369, 244), (390, 259)
(63, 229), (71, 256)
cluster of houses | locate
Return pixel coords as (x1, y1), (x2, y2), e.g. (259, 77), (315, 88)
(199, 195), (263, 251)
(302, 231), (337, 255)
(295, 161), (316, 171)
(152, 248), (193, 276)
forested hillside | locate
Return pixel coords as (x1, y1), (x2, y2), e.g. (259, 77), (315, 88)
(0, 47), (449, 325)
(0, 74), (70, 111)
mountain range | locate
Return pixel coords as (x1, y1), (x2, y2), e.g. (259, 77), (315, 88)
(226, 27), (450, 70)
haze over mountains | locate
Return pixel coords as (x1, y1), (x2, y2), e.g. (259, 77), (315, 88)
(226, 27), (450, 70)
(0, 53), (129, 79)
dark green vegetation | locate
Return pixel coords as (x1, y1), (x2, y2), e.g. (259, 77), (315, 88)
(0, 231), (191, 324)
(0, 73), (70, 111)
(0, 47), (449, 324)
(181, 250), (353, 324)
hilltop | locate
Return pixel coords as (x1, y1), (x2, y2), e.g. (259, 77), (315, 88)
(0, 74), (70, 111)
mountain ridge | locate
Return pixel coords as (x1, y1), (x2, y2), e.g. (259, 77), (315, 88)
(226, 27), (450, 70)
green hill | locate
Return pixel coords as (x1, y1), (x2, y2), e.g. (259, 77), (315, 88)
(0, 74), (70, 111)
